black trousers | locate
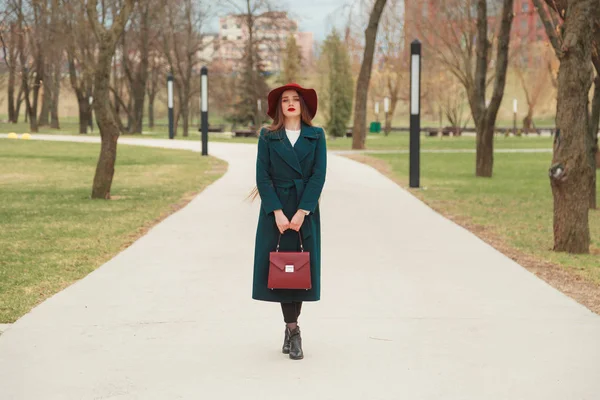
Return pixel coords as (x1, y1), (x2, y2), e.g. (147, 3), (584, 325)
(280, 301), (303, 323)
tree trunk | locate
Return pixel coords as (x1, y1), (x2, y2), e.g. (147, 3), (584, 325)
(181, 101), (189, 137)
(7, 64), (17, 123)
(148, 94), (155, 128)
(22, 70), (39, 133)
(476, 120), (494, 176)
(384, 95), (398, 136)
(523, 110), (534, 133)
(29, 76), (41, 133)
(92, 133), (118, 199)
(78, 95), (91, 134)
(14, 86), (23, 123)
(126, 96), (133, 133)
(471, 0), (513, 177)
(550, 0), (594, 253)
(91, 36), (121, 199)
(90, 0), (134, 198)
(351, 0), (387, 149)
(39, 69), (51, 126)
(589, 75), (600, 209)
(130, 5), (149, 134)
(50, 64), (60, 129)
(131, 86), (145, 133)
(180, 88), (190, 137)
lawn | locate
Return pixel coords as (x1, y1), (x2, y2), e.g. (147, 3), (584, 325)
(0, 140), (226, 323)
(349, 151), (600, 311)
(1, 119), (555, 151)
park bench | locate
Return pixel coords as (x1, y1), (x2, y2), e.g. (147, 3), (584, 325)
(234, 129), (257, 137)
(207, 124), (225, 133)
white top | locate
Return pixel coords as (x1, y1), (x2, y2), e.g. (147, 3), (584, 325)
(286, 128), (301, 147)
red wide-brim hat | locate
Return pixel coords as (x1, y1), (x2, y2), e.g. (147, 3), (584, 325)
(267, 83), (318, 120)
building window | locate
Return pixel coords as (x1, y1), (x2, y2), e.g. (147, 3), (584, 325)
(522, 1), (529, 12)
(521, 19), (528, 32)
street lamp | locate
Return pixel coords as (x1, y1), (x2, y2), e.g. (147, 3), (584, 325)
(168, 74), (174, 139)
(201, 66), (208, 155)
(410, 39), (421, 189)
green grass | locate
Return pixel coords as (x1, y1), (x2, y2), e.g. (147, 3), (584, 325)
(1, 119), (555, 150)
(133, 130), (553, 151)
(0, 140), (226, 323)
(322, 133), (553, 151)
(367, 152), (600, 284)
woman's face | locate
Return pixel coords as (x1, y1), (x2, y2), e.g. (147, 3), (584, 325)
(281, 90), (302, 119)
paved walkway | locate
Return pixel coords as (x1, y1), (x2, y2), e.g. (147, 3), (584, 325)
(1, 134), (599, 399)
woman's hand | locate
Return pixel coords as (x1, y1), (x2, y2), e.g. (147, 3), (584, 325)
(289, 210), (306, 232)
(274, 210), (290, 234)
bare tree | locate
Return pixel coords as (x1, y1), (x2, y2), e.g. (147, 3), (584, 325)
(533, 0), (596, 253)
(87, 0), (135, 199)
(512, 41), (554, 134)
(430, 71), (471, 133)
(351, 0), (387, 149)
(145, 45), (167, 129)
(370, 0), (406, 136)
(120, 0), (163, 134)
(0, 6), (22, 123)
(39, 0), (62, 128)
(9, 0), (47, 133)
(161, 0), (209, 137)
(64, 0), (96, 134)
(413, 0), (514, 177)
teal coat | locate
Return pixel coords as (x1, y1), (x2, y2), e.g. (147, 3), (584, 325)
(252, 123), (327, 302)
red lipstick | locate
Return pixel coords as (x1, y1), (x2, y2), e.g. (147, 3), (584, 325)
(288, 107), (296, 112)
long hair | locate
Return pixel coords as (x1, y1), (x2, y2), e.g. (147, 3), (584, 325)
(247, 92), (314, 202)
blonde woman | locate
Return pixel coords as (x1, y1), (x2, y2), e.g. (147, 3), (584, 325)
(250, 83), (327, 360)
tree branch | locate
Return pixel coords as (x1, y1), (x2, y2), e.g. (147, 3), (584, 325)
(533, 0), (562, 56)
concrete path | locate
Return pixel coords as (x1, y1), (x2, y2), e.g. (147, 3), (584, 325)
(1, 134), (599, 399)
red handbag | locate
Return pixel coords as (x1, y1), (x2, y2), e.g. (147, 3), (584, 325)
(268, 232), (311, 290)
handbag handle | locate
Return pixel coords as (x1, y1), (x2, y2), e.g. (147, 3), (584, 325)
(276, 231), (304, 252)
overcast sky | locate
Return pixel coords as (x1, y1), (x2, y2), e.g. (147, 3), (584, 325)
(285, 0), (350, 41)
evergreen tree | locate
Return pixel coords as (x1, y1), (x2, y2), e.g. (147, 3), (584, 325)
(320, 30), (353, 138)
(231, 41), (269, 129)
(281, 34), (302, 84)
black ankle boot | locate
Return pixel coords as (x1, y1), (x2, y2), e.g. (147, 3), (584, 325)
(288, 326), (304, 360)
(282, 327), (291, 354)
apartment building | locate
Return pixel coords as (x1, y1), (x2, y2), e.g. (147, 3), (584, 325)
(217, 11), (314, 73)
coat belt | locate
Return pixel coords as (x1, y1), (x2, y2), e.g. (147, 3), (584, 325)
(271, 177), (312, 240)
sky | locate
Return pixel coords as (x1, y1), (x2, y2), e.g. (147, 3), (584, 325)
(284, 0), (350, 42)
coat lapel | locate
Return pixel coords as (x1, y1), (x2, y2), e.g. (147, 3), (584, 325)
(269, 129), (303, 176)
(294, 124), (318, 164)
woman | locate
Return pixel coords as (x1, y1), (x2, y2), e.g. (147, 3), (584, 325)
(250, 83), (327, 360)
